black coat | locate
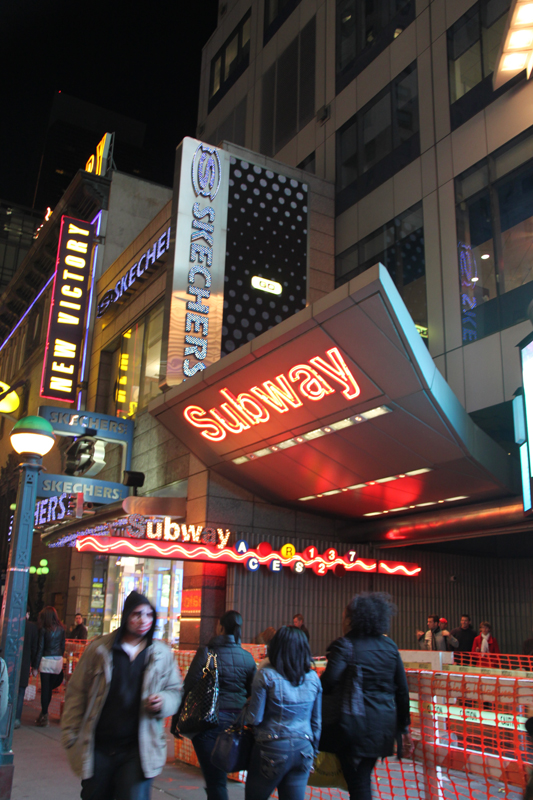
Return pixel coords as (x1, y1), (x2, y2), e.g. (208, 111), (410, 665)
(20, 621), (38, 689)
(450, 626), (476, 652)
(36, 626), (66, 668)
(183, 634), (256, 711)
(321, 633), (410, 758)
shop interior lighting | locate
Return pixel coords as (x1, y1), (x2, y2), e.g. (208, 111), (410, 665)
(231, 405), (392, 466)
(493, 0), (533, 89)
(297, 467), (433, 502)
(480, 254), (490, 260)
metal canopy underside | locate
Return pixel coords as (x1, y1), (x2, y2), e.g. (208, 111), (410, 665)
(150, 265), (516, 521)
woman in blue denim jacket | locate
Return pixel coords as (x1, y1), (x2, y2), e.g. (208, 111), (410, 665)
(245, 626), (322, 800)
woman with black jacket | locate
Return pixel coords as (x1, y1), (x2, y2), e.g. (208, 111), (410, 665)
(321, 592), (413, 800)
(34, 606), (65, 727)
(182, 610), (256, 800)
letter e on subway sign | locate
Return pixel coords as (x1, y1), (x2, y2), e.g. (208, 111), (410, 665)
(40, 216), (95, 404)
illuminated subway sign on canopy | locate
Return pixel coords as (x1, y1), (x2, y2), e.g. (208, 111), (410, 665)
(72, 519), (421, 577)
(40, 216), (95, 404)
(183, 346), (361, 441)
(164, 138), (229, 385)
(96, 227), (171, 318)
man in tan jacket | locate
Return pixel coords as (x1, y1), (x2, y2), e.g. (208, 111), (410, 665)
(61, 590), (182, 799)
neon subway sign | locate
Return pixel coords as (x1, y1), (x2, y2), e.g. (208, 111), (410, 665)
(73, 520), (421, 577)
(184, 346), (363, 442)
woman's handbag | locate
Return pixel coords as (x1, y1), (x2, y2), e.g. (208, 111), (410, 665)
(307, 752), (348, 790)
(173, 651), (219, 735)
(39, 656), (64, 675)
(210, 707), (253, 773)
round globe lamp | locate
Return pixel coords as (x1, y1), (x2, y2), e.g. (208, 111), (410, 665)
(10, 416), (55, 457)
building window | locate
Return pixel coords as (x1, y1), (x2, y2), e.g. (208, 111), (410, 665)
(209, 11), (251, 112)
(260, 16), (316, 157)
(336, 202), (427, 338)
(456, 126), (533, 343)
(447, 0), (515, 129)
(206, 96), (247, 148)
(111, 303), (164, 420)
(264, 0), (303, 42)
(336, 61), (419, 213)
(336, 0), (415, 93)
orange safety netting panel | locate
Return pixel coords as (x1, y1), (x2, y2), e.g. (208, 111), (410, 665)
(174, 664), (533, 799)
(454, 651), (533, 672)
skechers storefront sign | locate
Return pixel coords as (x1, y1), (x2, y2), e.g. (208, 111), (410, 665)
(38, 474), (129, 502)
(96, 227), (171, 318)
(164, 138), (229, 385)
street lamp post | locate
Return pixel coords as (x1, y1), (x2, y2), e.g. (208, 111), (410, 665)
(0, 417), (55, 798)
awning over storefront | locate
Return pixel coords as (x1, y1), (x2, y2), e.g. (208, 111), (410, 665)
(150, 265), (516, 522)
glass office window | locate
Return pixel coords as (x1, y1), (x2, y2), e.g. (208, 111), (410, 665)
(264, 0), (303, 43)
(336, 202), (427, 337)
(336, 62), (419, 205)
(209, 10), (251, 110)
(448, 0), (511, 127)
(336, 0), (415, 91)
(260, 17), (316, 156)
(112, 303), (163, 419)
(456, 127), (533, 342)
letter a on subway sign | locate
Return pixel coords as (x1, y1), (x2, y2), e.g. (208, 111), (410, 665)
(40, 216), (95, 404)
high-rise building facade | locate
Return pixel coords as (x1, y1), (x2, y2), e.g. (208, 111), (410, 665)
(197, 0), (533, 453)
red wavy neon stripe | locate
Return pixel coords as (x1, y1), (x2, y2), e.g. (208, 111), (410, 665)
(75, 536), (420, 576)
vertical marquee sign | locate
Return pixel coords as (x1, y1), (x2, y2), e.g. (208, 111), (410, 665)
(40, 216), (95, 403)
(163, 138), (230, 386)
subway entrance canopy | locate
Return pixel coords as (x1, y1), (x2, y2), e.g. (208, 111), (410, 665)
(150, 265), (515, 529)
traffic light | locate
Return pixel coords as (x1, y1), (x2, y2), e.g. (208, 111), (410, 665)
(64, 436), (106, 477)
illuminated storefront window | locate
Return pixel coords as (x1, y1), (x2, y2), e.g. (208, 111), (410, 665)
(112, 303), (163, 420)
(103, 555), (184, 643)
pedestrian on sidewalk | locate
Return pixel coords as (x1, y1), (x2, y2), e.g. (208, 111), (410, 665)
(181, 610), (256, 800)
(245, 626), (321, 800)
(61, 590), (182, 800)
(70, 612), (88, 641)
(15, 609), (38, 728)
(34, 606), (65, 727)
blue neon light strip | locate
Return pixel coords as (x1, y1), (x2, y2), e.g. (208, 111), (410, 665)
(520, 442), (532, 512)
(0, 274), (55, 354)
(77, 210), (102, 410)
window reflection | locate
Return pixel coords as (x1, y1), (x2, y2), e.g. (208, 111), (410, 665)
(456, 128), (533, 342)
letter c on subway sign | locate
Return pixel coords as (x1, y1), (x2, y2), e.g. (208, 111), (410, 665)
(246, 557), (260, 572)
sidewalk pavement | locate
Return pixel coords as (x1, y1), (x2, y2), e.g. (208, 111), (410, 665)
(12, 703), (245, 800)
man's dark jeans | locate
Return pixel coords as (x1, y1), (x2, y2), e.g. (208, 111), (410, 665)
(15, 685), (25, 722)
(244, 736), (314, 800)
(192, 710), (239, 800)
(80, 747), (152, 800)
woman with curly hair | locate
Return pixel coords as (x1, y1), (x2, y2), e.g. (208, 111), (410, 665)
(321, 592), (412, 800)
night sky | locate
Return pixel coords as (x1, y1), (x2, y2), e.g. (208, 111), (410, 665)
(0, 0), (219, 208)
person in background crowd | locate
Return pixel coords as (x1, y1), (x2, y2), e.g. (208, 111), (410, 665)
(321, 593), (412, 800)
(522, 629), (533, 655)
(451, 614), (477, 652)
(70, 612), (88, 641)
(183, 610), (256, 800)
(255, 626), (276, 645)
(473, 621), (501, 654)
(293, 614), (310, 641)
(417, 615), (458, 651)
(245, 626), (321, 800)
(61, 590), (182, 800)
(34, 606), (65, 727)
(15, 609), (38, 728)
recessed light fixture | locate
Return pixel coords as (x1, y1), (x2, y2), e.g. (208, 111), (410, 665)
(232, 405), (392, 465)
(297, 468), (434, 502)
(480, 254), (490, 260)
(362, 494), (469, 516)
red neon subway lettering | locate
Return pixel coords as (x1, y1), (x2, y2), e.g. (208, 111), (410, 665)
(183, 406), (226, 441)
(211, 404), (251, 433)
(219, 388), (269, 425)
(288, 365), (335, 401)
(250, 375), (303, 413)
(310, 347), (361, 400)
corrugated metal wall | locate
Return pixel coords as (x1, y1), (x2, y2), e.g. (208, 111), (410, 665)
(226, 534), (533, 656)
